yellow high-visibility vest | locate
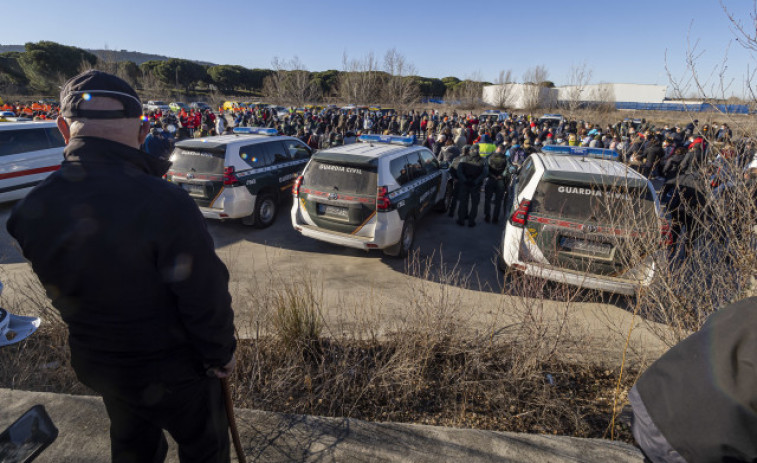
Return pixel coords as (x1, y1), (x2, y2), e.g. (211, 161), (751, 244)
(477, 142), (496, 157)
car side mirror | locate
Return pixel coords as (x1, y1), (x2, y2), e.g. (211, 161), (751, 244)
(0, 405), (58, 462)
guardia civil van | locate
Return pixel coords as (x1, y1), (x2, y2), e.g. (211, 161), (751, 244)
(498, 145), (668, 295)
(291, 135), (452, 257)
(0, 121), (64, 202)
(165, 127), (312, 227)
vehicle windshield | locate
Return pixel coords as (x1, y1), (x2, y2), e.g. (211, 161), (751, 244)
(303, 160), (378, 196)
(169, 147), (225, 174)
(539, 118), (560, 127)
(531, 181), (657, 228)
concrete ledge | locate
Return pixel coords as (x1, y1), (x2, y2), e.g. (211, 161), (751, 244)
(0, 388), (643, 462)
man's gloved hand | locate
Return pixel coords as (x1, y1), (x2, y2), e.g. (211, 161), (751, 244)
(207, 354), (236, 379)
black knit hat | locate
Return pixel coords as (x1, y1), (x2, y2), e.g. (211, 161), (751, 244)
(60, 70), (142, 119)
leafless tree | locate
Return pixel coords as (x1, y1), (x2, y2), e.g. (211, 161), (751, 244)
(263, 56), (288, 103)
(338, 52), (382, 105)
(262, 56), (319, 106)
(590, 82), (615, 113)
(522, 65), (550, 110)
(447, 71), (484, 109)
(492, 69), (514, 109)
(286, 56), (319, 107)
(382, 48), (419, 110)
(565, 62), (593, 115)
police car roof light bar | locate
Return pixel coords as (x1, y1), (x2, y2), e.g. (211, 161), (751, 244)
(541, 145), (619, 160)
(233, 127), (278, 136)
(358, 134), (416, 146)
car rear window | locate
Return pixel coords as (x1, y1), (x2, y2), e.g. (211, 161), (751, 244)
(531, 181), (656, 227)
(0, 128), (54, 156)
(303, 160), (378, 196)
(169, 148), (226, 174)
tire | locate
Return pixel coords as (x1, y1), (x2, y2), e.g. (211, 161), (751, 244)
(497, 252), (509, 272)
(251, 193), (277, 229)
(384, 214), (416, 258)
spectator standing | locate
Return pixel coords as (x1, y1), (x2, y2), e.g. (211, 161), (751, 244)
(7, 71), (237, 463)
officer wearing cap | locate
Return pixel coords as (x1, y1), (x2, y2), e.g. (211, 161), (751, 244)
(7, 70), (236, 463)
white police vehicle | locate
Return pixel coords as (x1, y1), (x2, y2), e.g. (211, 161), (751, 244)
(166, 127), (312, 227)
(291, 134), (452, 257)
(538, 114), (565, 128)
(0, 122), (64, 202)
(479, 110), (509, 123)
(145, 100), (170, 112)
(498, 145), (667, 296)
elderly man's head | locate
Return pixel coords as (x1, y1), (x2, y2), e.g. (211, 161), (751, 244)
(56, 70), (149, 149)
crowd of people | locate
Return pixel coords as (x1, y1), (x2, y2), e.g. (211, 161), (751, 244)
(5, 98), (757, 251)
(178, 105), (755, 248)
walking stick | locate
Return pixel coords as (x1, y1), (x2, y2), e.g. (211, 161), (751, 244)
(221, 377), (247, 463)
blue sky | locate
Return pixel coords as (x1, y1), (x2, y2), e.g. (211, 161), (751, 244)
(1, 0), (753, 95)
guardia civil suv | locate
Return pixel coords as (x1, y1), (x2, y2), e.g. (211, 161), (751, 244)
(498, 145), (668, 295)
(291, 135), (452, 257)
(166, 128), (312, 227)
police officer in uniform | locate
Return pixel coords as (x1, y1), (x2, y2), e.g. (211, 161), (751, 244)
(456, 144), (488, 227)
(484, 143), (509, 224)
(447, 145), (469, 218)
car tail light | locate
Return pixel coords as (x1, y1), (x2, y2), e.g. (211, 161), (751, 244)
(292, 175), (303, 197)
(223, 166), (239, 186)
(510, 200), (531, 227)
(377, 186), (391, 211)
(661, 220), (673, 246)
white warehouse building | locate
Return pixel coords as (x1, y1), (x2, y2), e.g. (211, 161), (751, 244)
(482, 83), (667, 109)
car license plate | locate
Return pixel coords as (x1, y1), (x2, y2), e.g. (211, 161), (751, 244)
(317, 203), (348, 218)
(181, 183), (204, 195)
(560, 237), (612, 258)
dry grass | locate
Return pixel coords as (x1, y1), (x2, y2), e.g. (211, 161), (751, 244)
(0, 249), (638, 442)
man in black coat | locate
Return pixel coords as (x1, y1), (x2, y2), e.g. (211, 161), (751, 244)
(630, 297), (757, 462)
(7, 70), (237, 463)
(640, 135), (665, 178)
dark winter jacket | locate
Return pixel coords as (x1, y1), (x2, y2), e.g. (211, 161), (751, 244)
(7, 136), (236, 387)
(641, 143), (664, 170)
(456, 154), (488, 186)
(634, 297), (757, 462)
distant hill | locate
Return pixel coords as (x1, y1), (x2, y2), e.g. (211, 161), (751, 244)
(0, 44), (214, 66)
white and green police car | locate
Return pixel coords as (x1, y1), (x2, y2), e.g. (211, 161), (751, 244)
(291, 135), (452, 257)
(499, 145), (667, 295)
(166, 127), (312, 227)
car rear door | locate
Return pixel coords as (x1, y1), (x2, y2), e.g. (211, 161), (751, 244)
(299, 159), (378, 235)
(167, 146), (226, 207)
(525, 180), (658, 278)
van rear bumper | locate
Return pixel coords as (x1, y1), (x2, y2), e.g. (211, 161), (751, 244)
(198, 186), (254, 220)
(513, 261), (648, 296)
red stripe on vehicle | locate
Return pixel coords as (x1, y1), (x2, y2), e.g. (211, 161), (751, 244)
(0, 165), (60, 181)
(529, 214), (644, 237)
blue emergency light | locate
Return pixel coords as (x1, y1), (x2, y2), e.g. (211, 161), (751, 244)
(233, 127), (278, 136)
(358, 134), (416, 146)
(541, 145), (619, 160)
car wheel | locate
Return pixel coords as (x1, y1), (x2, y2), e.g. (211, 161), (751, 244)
(252, 194), (277, 229)
(384, 214), (416, 258)
(497, 252), (509, 272)
(398, 214), (416, 257)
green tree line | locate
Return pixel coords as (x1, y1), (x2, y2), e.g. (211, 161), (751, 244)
(0, 40), (486, 103)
